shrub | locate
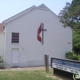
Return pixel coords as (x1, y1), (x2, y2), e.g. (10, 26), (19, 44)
(75, 55), (80, 61)
(66, 51), (76, 60)
(66, 51), (80, 61)
(0, 56), (4, 63)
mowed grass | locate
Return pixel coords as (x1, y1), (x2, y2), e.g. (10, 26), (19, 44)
(0, 69), (60, 80)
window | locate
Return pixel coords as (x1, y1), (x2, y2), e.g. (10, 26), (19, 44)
(12, 33), (19, 43)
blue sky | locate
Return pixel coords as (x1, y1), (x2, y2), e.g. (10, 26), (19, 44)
(0, 0), (72, 22)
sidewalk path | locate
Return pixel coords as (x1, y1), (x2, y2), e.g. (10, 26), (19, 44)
(0, 66), (51, 71)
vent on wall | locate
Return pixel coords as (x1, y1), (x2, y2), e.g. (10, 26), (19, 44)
(67, 42), (71, 44)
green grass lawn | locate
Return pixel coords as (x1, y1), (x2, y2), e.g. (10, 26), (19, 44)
(0, 69), (61, 80)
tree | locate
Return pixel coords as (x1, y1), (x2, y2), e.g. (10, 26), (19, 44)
(58, 0), (80, 54)
(73, 31), (80, 54)
(58, 0), (80, 32)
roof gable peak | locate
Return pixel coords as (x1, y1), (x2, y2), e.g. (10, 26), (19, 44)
(37, 4), (50, 11)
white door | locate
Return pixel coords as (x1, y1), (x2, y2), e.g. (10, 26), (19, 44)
(12, 49), (19, 67)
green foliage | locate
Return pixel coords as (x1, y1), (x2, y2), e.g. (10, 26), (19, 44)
(74, 55), (80, 60)
(66, 51), (80, 60)
(59, 0), (80, 54)
(66, 51), (76, 60)
(58, 0), (80, 30)
(0, 56), (4, 63)
(73, 31), (80, 54)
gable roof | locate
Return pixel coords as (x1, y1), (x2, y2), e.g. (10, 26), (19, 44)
(0, 23), (4, 32)
(37, 4), (50, 11)
(3, 5), (36, 25)
(3, 4), (58, 26)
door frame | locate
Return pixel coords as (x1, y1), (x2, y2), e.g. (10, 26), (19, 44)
(11, 48), (20, 67)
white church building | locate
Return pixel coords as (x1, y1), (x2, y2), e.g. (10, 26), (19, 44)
(0, 4), (72, 68)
